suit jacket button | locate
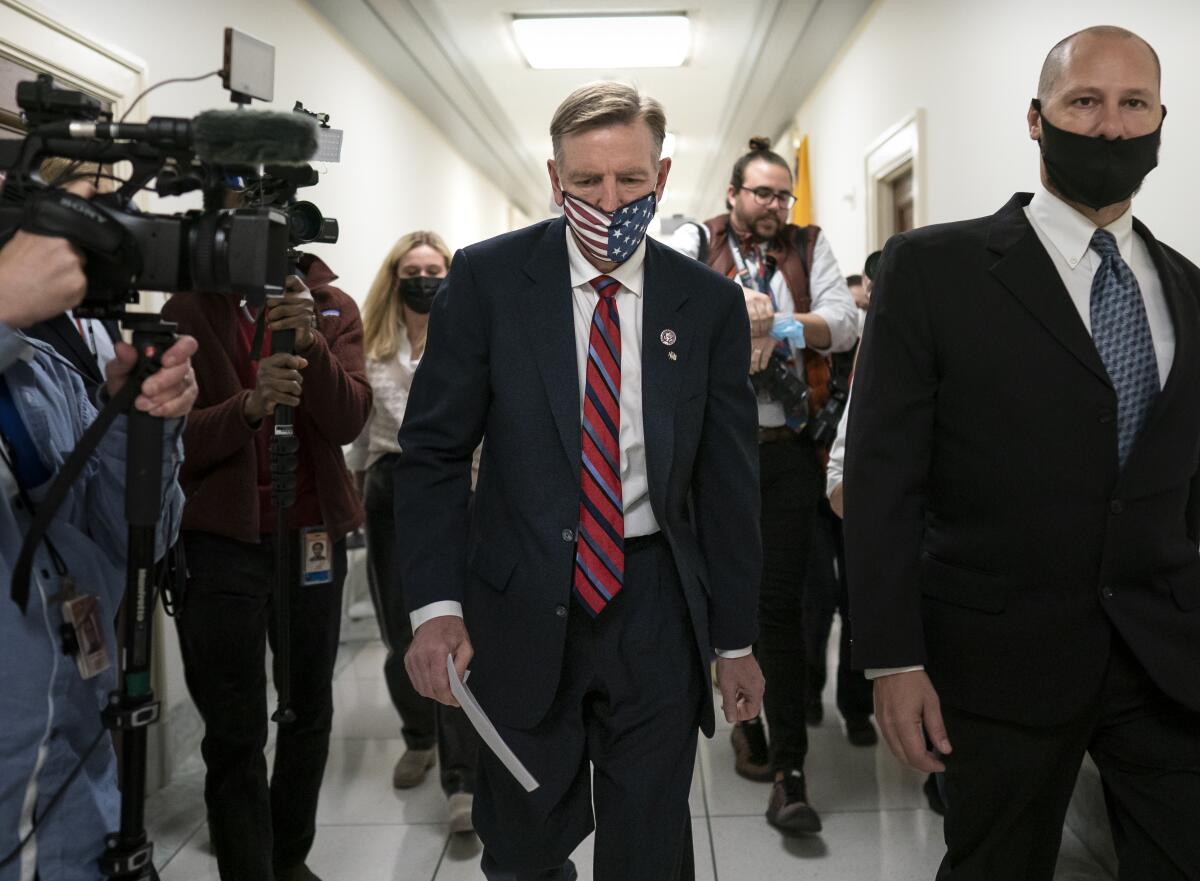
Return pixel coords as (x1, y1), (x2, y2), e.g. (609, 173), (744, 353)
(1098, 410), (1114, 424)
(1109, 499), (1124, 515)
(1101, 585), (1114, 599)
(562, 529), (575, 542)
(555, 604), (568, 618)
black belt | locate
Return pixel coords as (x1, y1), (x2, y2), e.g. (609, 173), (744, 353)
(757, 426), (795, 444)
(625, 532), (664, 552)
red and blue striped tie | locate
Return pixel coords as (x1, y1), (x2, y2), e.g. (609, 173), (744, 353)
(573, 275), (624, 616)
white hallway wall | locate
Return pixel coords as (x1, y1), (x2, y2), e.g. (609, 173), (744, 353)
(789, 0), (1200, 275)
(34, 0), (524, 783)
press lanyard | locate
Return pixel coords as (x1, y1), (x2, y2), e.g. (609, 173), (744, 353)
(0, 434), (70, 580)
(727, 231), (779, 309)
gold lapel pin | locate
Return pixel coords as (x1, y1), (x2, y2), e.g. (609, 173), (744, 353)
(668, 351), (678, 361)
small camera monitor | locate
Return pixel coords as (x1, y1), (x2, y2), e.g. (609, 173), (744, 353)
(223, 28), (274, 103)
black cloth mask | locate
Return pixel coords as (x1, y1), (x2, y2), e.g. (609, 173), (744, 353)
(398, 275), (442, 314)
(1032, 99), (1165, 210)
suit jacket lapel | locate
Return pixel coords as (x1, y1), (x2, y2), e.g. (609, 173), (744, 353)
(987, 194), (1112, 390)
(641, 240), (692, 514)
(517, 219), (581, 476)
(1128, 217), (1198, 439)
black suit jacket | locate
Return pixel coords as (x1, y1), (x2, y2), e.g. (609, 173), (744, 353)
(394, 218), (762, 735)
(845, 193), (1200, 726)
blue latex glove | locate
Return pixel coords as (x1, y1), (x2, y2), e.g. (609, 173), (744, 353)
(770, 315), (806, 349)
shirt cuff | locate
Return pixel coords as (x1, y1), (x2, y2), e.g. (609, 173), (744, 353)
(714, 646), (753, 659)
(410, 601), (463, 633)
(864, 665), (925, 680)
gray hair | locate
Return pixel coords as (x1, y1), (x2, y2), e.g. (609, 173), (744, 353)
(549, 82), (666, 166)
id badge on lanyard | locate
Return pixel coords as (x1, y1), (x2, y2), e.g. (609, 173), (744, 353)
(301, 526), (333, 585)
(728, 232), (776, 307)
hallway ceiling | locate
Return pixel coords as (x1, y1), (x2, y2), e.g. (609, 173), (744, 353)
(309, 0), (873, 221)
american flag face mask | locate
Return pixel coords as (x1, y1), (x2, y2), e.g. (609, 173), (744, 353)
(562, 190), (657, 264)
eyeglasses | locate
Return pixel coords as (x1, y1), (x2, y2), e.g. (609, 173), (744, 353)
(738, 186), (797, 210)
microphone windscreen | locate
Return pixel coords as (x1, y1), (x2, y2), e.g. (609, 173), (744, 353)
(192, 110), (318, 166)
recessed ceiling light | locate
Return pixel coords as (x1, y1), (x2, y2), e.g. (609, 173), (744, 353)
(512, 14), (690, 69)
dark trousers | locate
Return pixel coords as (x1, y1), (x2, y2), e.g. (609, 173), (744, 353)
(802, 501), (874, 721)
(756, 435), (822, 772)
(364, 455), (478, 795)
(476, 535), (703, 881)
(176, 530), (346, 880)
(937, 635), (1200, 881)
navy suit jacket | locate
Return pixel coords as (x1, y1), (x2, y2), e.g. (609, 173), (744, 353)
(394, 218), (762, 735)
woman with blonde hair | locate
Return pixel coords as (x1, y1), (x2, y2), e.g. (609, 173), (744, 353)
(347, 231), (479, 832)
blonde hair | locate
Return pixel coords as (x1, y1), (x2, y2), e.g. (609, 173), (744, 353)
(550, 82), (666, 166)
(362, 231), (452, 361)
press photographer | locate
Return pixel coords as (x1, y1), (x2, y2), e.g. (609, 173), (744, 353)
(0, 183), (198, 881)
(162, 179), (369, 879)
(673, 136), (858, 836)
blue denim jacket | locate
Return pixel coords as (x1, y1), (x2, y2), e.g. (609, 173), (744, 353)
(0, 324), (184, 881)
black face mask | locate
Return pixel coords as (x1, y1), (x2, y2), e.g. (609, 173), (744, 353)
(1032, 99), (1165, 210)
(398, 275), (442, 314)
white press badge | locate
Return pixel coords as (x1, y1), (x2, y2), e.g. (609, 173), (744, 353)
(301, 527), (333, 585)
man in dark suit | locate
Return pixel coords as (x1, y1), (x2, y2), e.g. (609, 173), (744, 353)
(845, 26), (1200, 881)
(394, 82), (765, 880)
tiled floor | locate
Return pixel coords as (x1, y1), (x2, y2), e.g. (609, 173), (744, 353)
(150, 633), (1113, 880)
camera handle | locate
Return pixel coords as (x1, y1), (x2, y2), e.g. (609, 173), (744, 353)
(269, 323), (298, 726)
(100, 316), (177, 881)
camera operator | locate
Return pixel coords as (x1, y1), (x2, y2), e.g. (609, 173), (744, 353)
(0, 185), (197, 881)
(162, 244), (370, 881)
(674, 136), (858, 836)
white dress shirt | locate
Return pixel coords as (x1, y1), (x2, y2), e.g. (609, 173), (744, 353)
(411, 227), (751, 658)
(866, 187), (1174, 681)
(669, 225), (859, 426)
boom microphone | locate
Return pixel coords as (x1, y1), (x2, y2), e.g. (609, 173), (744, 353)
(49, 110), (319, 166)
(191, 109), (318, 166)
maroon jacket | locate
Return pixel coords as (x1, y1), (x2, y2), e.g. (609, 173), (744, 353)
(161, 254), (371, 543)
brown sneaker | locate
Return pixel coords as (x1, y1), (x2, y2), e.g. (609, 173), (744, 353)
(392, 747), (435, 789)
(766, 769), (822, 835)
(730, 718), (772, 782)
(447, 791), (474, 833)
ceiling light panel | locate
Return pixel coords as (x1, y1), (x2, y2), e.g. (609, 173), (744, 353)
(512, 14), (690, 69)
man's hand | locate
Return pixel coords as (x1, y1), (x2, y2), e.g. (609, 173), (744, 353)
(743, 288), (774, 337)
(715, 654), (764, 723)
(243, 352), (308, 423)
(749, 335), (774, 374)
(267, 275), (318, 351)
(0, 233), (88, 329)
(105, 335), (200, 418)
(405, 615), (474, 707)
(873, 670), (953, 773)
(829, 481), (844, 518)
(0, 181), (95, 329)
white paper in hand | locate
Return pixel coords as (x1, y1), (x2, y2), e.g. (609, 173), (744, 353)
(447, 654), (539, 792)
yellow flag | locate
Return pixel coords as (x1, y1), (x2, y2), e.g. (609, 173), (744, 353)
(790, 136), (813, 226)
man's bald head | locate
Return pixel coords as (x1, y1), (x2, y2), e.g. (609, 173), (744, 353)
(1037, 26), (1160, 104)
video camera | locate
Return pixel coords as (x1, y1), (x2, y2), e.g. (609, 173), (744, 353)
(0, 70), (322, 318)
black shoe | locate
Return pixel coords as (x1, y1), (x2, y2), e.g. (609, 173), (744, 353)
(766, 769), (822, 835)
(844, 715), (878, 747)
(805, 696), (824, 726)
(924, 773), (946, 815)
(731, 718), (772, 782)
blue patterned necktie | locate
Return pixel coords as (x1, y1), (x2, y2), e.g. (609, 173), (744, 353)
(1088, 228), (1160, 468)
